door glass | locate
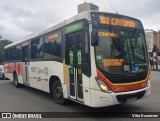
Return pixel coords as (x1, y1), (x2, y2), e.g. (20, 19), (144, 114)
(75, 32), (82, 66)
(75, 32), (83, 99)
(66, 34), (75, 97)
(22, 46), (29, 62)
(66, 31), (84, 100)
(66, 34), (74, 65)
(22, 46), (29, 83)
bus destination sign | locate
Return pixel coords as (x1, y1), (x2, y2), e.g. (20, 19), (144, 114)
(91, 13), (142, 28)
(99, 15), (136, 28)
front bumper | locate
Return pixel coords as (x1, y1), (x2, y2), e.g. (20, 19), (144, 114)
(90, 84), (150, 107)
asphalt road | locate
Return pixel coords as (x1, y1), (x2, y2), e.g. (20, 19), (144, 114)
(0, 71), (160, 121)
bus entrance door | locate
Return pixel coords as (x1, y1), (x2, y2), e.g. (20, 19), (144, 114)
(66, 31), (84, 102)
(22, 45), (30, 85)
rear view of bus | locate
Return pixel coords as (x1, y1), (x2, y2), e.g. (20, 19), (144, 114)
(90, 12), (151, 107)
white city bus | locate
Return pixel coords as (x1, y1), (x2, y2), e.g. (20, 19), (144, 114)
(4, 8), (150, 107)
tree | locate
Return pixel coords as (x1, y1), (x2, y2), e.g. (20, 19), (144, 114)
(0, 38), (13, 63)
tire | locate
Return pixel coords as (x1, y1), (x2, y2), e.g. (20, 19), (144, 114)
(13, 74), (21, 88)
(52, 80), (67, 104)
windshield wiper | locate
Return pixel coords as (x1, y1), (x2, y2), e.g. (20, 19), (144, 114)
(108, 26), (123, 51)
(109, 26), (125, 39)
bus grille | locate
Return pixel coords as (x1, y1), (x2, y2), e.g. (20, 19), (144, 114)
(116, 90), (146, 103)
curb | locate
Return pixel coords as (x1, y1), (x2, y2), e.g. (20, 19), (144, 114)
(151, 69), (160, 72)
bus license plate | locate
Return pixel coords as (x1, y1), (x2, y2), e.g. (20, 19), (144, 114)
(126, 97), (137, 103)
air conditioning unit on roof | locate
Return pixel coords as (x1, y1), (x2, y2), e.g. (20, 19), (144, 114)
(78, 2), (99, 13)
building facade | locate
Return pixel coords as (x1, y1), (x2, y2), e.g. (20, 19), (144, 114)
(145, 29), (160, 53)
(145, 30), (154, 53)
(157, 31), (160, 53)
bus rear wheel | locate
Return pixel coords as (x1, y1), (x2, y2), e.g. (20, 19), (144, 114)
(52, 80), (66, 104)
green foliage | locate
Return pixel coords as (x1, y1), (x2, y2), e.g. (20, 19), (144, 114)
(0, 39), (13, 63)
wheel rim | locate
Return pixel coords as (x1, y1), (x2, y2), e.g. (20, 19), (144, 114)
(54, 86), (63, 99)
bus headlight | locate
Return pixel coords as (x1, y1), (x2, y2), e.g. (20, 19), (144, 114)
(95, 77), (112, 93)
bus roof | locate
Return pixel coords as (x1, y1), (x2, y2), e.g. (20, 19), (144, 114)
(5, 10), (93, 49)
(5, 10), (141, 49)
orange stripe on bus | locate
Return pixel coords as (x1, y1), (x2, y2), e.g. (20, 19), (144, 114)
(96, 68), (149, 93)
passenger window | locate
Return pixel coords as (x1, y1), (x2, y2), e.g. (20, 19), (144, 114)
(31, 37), (43, 59)
(44, 31), (62, 59)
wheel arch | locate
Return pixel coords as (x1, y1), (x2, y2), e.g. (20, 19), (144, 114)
(49, 75), (61, 94)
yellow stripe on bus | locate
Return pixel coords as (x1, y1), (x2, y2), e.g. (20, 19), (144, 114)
(63, 58), (67, 84)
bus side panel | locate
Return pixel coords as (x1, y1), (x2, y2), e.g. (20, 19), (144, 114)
(4, 62), (13, 80)
(17, 75), (23, 84)
(4, 62), (14, 80)
(15, 62), (22, 75)
(4, 63), (9, 73)
(8, 62), (16, 74)
(29, 61), (47, 91)
(82, 74), (91, 106)
(4, 61), (23, 84)
(28, 61), (64, 93)
(16, 62), (24, 84)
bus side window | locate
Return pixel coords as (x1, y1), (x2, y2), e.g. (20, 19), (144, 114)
(44, 31), (62, 60)
(31, 38), (43, 60)
(15, 45), (21, 61)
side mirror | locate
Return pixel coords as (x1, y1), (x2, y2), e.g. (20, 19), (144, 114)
(91, 31), (98, 46)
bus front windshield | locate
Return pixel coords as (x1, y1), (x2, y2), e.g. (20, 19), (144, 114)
(95, 28), (148, 74)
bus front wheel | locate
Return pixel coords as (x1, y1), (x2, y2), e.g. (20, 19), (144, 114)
(52, 80), (66, 104)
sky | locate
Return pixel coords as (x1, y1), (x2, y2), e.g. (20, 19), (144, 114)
(0, 0), (160, 41)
